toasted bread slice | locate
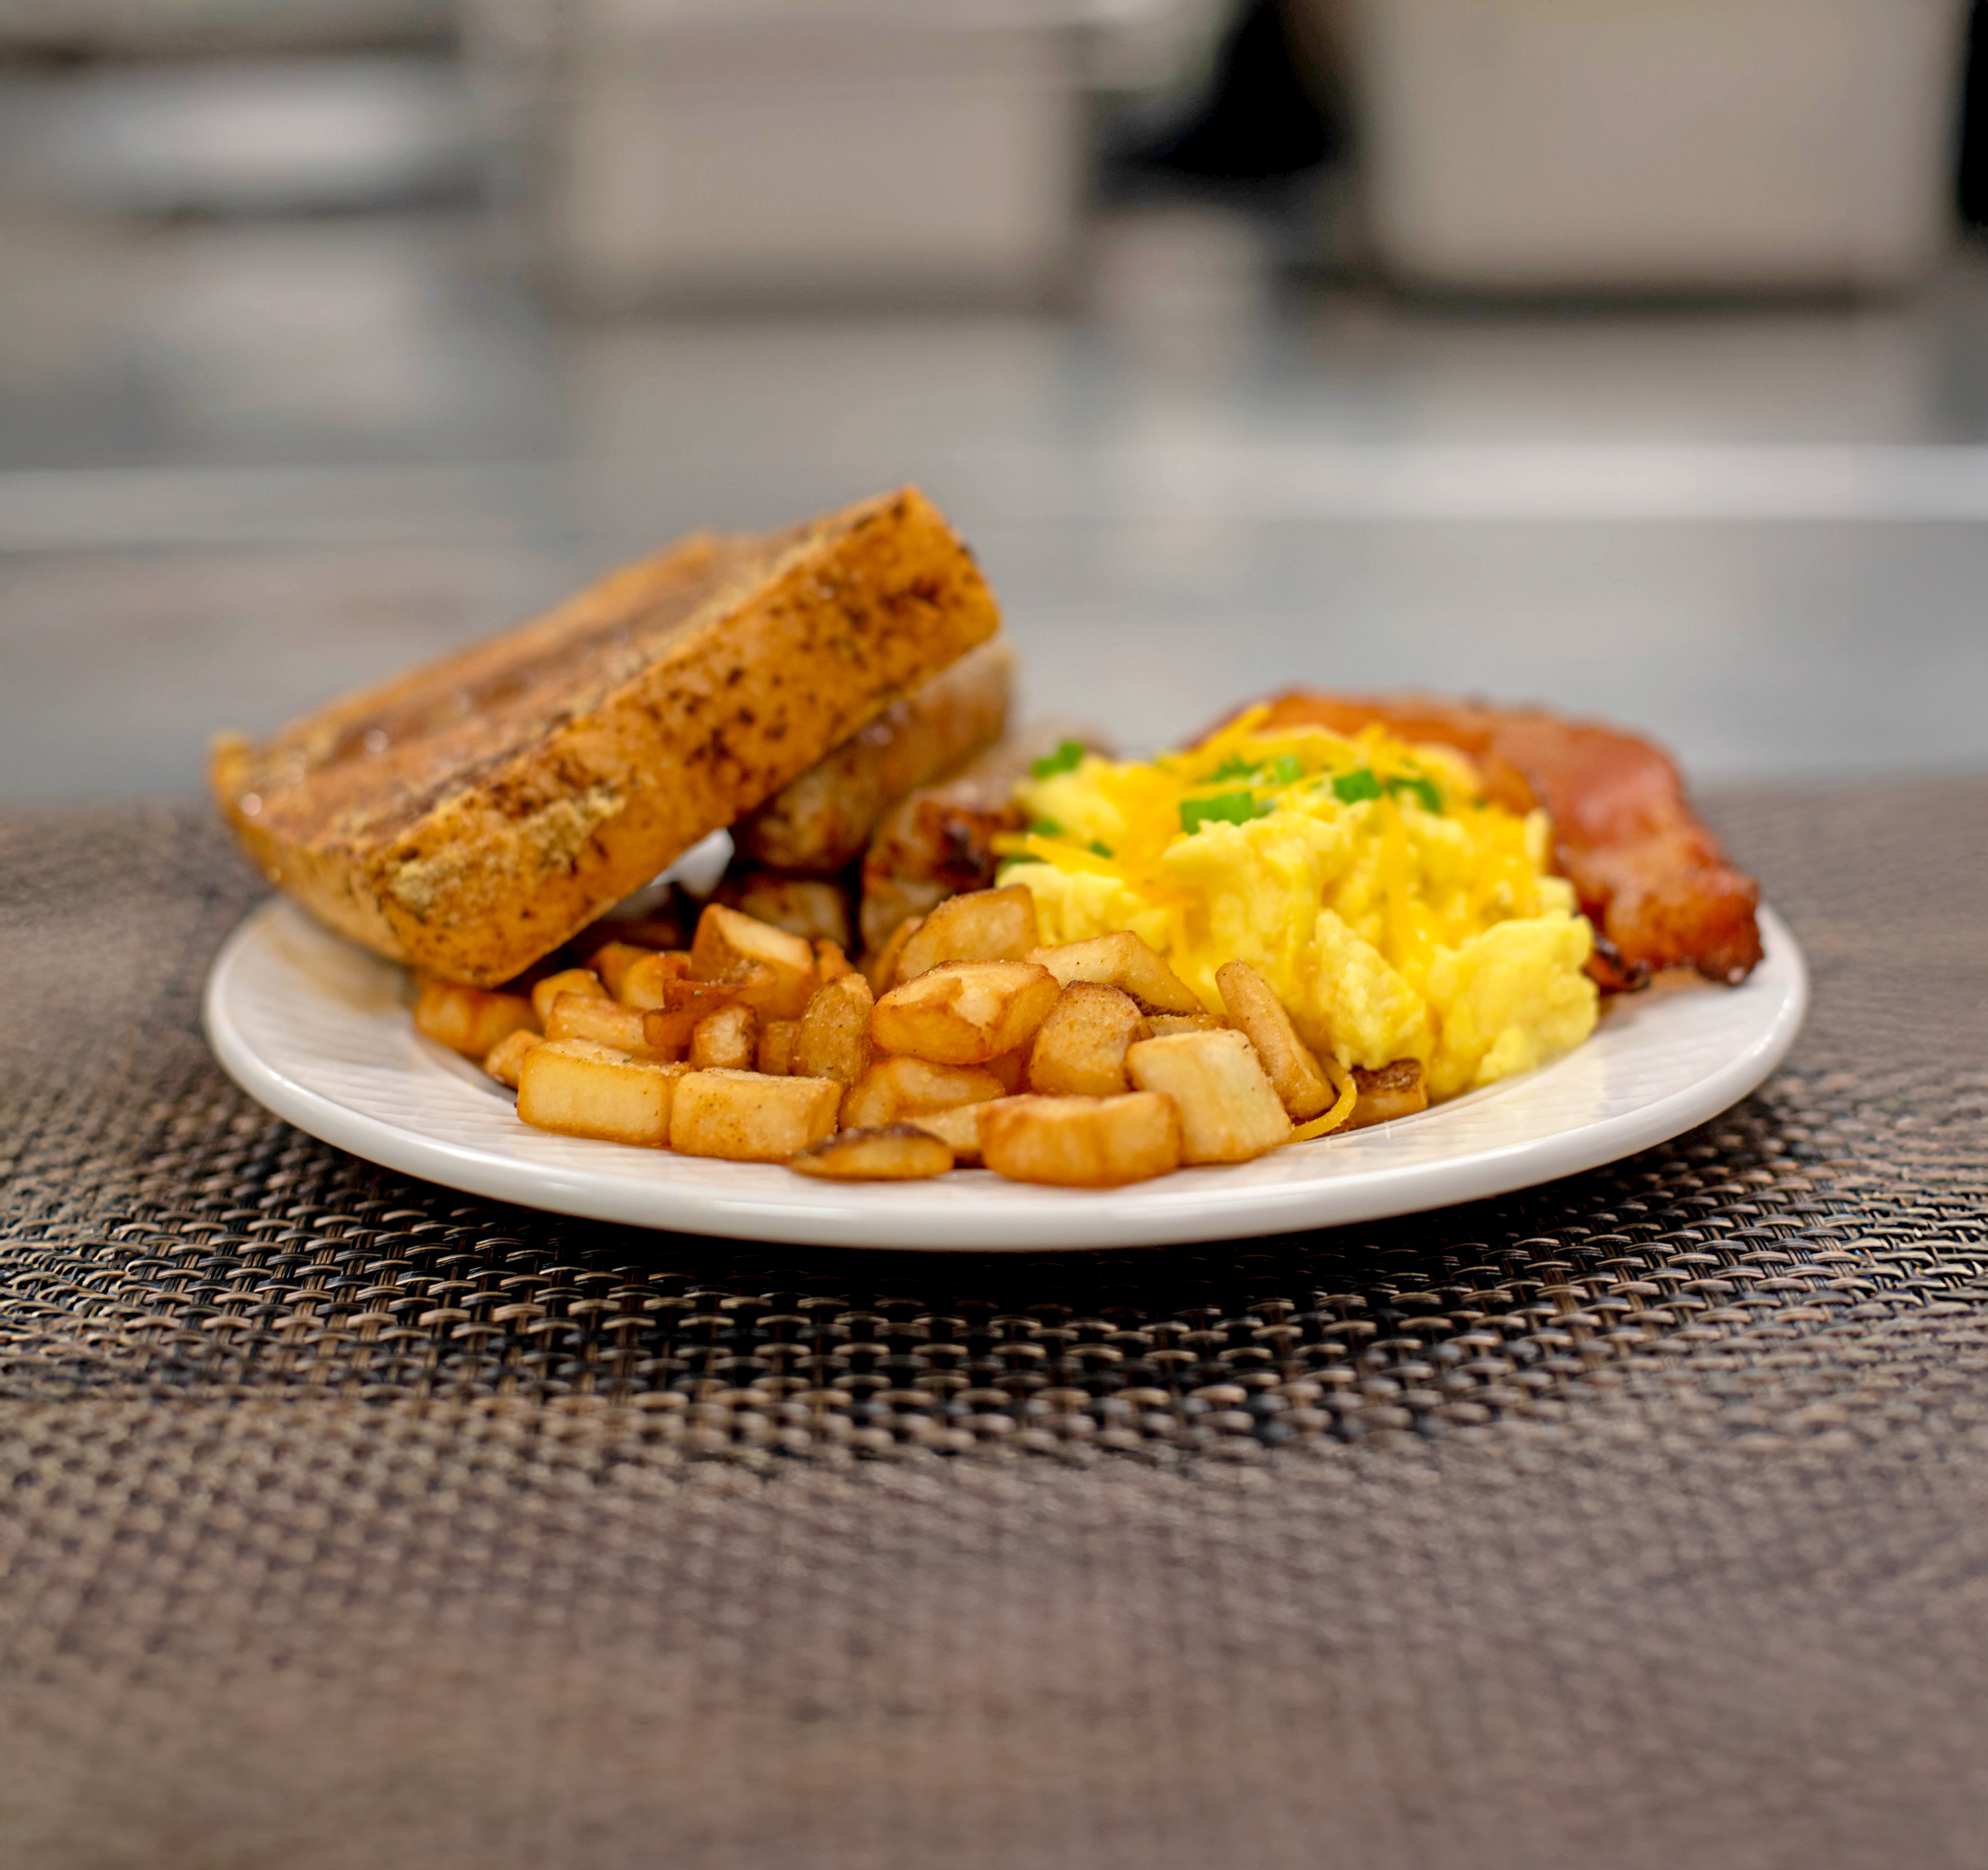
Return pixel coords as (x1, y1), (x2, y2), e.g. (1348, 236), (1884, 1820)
(212, 486), (999, 985)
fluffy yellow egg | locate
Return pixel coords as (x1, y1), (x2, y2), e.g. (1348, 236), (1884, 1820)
(1000, 714), (1598, 1102)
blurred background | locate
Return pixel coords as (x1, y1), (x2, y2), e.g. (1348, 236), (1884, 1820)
(4, 0), (1987, 797)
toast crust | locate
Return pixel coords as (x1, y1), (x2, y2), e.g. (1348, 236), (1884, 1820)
(212, 486), (1000, 984)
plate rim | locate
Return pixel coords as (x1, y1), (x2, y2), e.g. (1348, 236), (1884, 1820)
(203, 900), (1807, 1252)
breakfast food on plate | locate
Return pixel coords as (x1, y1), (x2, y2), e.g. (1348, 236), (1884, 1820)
(213, 482), (1766, 1195)
(210, 486), (999, 986)
(857, 721), (1106, 953)
(1001, 709), (1600, 1103)
(734, 636), (1015, 874)
(1236, 691), (1763, 987)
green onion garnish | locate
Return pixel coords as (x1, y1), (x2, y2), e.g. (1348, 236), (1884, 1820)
(1267, 754), (1304, 787)
(1088, 840), (1115, 859)
(1208, 753), (1260, 783)
(1028, 817), (1066, 839)
(1180, 791), (1271, 834)
(1031, 740), (1086, 780)
(1387, 774), (1443, 814)
(1331, 767), (1383, 804)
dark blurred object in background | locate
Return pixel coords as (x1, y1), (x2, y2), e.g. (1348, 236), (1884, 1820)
(1116, 0), (1338, 182)
(1960, 0), (1988, 226)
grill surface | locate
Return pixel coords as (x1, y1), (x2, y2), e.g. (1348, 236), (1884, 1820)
(1, 783), (1983, 1868)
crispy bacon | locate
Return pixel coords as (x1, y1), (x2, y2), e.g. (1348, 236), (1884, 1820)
(1241, 692), (1763, 986)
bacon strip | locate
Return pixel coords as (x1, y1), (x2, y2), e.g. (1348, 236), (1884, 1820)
(1242, 692), (1763, 986)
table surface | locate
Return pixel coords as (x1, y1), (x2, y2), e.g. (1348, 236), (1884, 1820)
(1, 780), (1985, 1869)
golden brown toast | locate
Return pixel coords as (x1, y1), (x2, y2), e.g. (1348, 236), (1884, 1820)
(212, 486), (1001, 985)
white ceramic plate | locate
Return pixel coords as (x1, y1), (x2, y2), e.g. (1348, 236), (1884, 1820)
(204, 899), (1805, 1252)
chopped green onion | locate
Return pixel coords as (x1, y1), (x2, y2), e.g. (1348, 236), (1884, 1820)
(1180, 791), (1271, 834)
(1030, 740), (1086, 780)
(1207, 753), (1261, 783)
(1387, 774), (1443, 814)
(1331, 767), (1383, 805)
(1267, 754), (1304, 787)
(1028, 817), (1066, 840)
(1088, 840), (1115, 859)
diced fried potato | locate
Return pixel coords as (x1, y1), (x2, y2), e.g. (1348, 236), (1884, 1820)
(626, 1043), (690, 1067)
(982, 1045), (1030, 1094)
(691, 903), (817, 1020)
(1347, 1060), (1430, 1131)
(617, 949), (692, 1009)
(516, 1039), (685, 1147)
(482, 1027), (544, 1089)
(797, 970), (874, 1086)
(893, 885), (1040, 982)
(860, 914), (922, 995)
(1026, 931), (1204, 1015)
(529, 967), (607, 1024)
(870, 960), (1060, 1065)
(545, 993), (650, 1050)
(756, 1018), (801, 1076)
(670, 1070), (841, 1161)
(840, 1055), (1007, 1130)
(1026, 982), (1148, 1097)
(690, 1002), (759, 1071)
(1126, 1029), (1290, 1163)
(904, 1100), (1001, 1164)
(1215, 960), (1335, 1121)
(717, 872), (854, 949)
(979, 1093), (1182, 1188)
(588, 940), (663, 1000)
(1142, 1012), (1231, 1037)
(414, 981), (538, 1058)
(787, 1123), (954, 1181)
(639, 977), (755, 1050)
(814, 939), (854, 985)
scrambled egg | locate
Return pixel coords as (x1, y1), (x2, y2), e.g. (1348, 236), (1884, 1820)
(999, 712), (1599, 1102)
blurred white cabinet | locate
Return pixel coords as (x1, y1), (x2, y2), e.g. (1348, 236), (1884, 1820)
(549, 5), (1098, 306)
(1330, 0), (1970, 293)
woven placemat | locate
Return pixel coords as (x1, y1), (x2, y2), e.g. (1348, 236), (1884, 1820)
(1, 782), (1984, 1868)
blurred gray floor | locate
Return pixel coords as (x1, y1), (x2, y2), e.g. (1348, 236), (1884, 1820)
(3, 199), (1987, 796)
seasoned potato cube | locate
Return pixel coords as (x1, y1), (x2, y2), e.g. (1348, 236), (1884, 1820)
(617, 949), (692, 1010)
(1142, 1012), (1231, 1037)
(756, 1018), (801, 1076)
(545, 993), (649, 1050)
(670, 1070), (841, 1161)
(840, 1055), (1007, 1130)
(904, 1100), (1002, 1165)
(982, 1046), (1030, 1094)
(1215, 960), (1335, 1120)
(1347, 1060), (1429, 1131)
(787, 1123), (954, 1181)
(893, 885), (1040, 982)
(1126, 1029), (1290, 1163)
(414, 981), (538, 1059)
(1026, 982), (1148, 1097)
(588, 940), (663, 1001)
(980, 1093), (1182, 1188)
(859, 913), (922, 995)
(529, 967), (607, 1025)
(517, 1039), (684, 1147)
(797, 971), (874, 1086)
(691, 903), (817, 1020)
(690, 1003), (759, 1071)
(814, 938), (854, 985)
(870, 960), (1060, 1065)
(482, 1027), (544, 1089)
(1026, 932), (1203, 1015)
(640, 978), (754, 1051)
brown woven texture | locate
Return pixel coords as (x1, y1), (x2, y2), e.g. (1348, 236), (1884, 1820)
(0, 782), (1983, 1869)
